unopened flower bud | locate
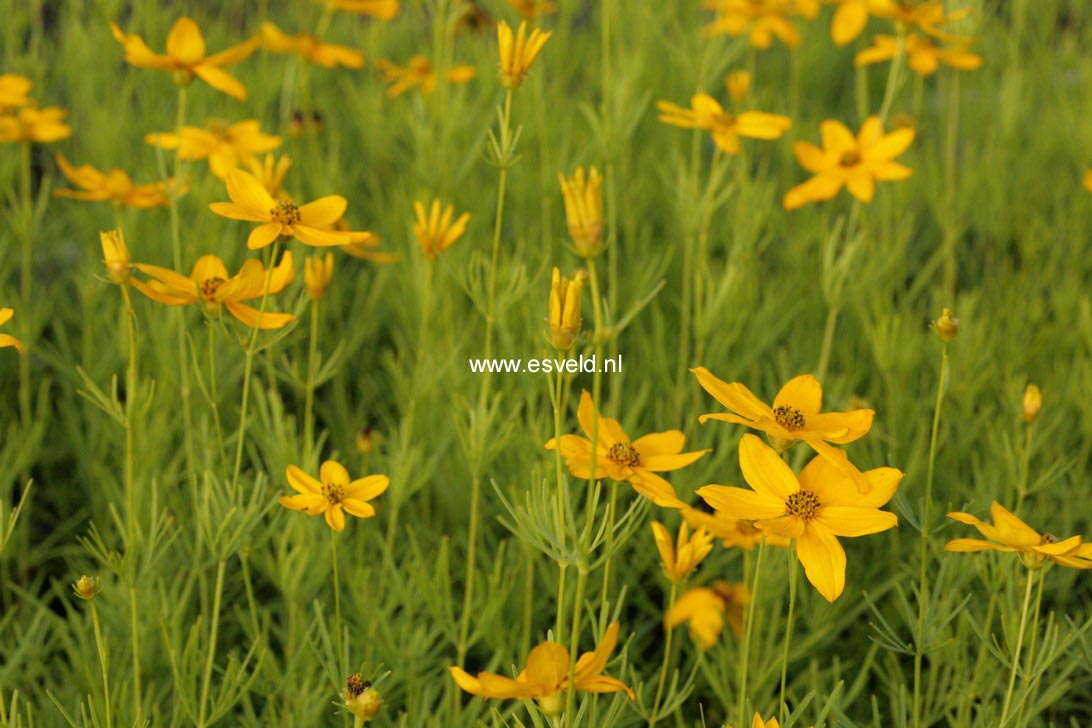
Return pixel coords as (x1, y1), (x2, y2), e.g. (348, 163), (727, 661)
(304, 252), (334, 301)
(344, 674), (382, 721)
(547, 267), (586, 351)
(1022, 384), (1041, 423)
(933, 308), (959, 342)
(100, 229), (131, 284)
(559, 167), (604, 258)
(73, 575), (100, 601)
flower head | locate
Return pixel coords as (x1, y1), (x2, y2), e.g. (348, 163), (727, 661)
(449, 621), (634, 714)
(658, 93), (791, 155)
(322, 0), (401, 19)
(100, 230), (132, 285)
(343, 674), (382, 720)
(698, 435), (902, 602)
(1022, 384), (1041, 424)
(280, 461), (389, 532)
(0, 104), (71, 143)
(55, 154), (172, 208)
(945, 502), (1092, 570)
(146, 119), (282, 179)
(703, 0), (803, 49)
(875, 1), (971, 38)
(665, 582), (749, 650)
(497, 20), (551, 88)
(933, 307), (959, 342)
(260, 22), (365, 68)
(109, 17), (259, 100)
(548, 267), (586, 351)
(0, 74), (32, 109)
(73, 575), (101, 601)
(0, 308), (23, 353)
(413, 199), (470, 259)
(304, 252), (335, 300)
(558, 167), (604, 258)
(546, 391), (710, 509)
(681, 506), (791, 550)
(856, 33), (982, 76)
(652, 521), (714, 582)
(376, 56), (476, 98)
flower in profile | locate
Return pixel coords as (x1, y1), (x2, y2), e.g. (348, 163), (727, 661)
(856, 33), (982, 76)
(545, 390), (710, 509)
(304, 252), (334, 300)
(100, 230), (131, 285)
(0, 104), (71, 143)
(210, 169), (363, 248)
(323, 0), (401, 19)
(508, 0), (558, 17)
(130, 251), (296, 329)
(874, 1), (971, 38)
(945, 502), (1092, 570)
(728, 714), (780, 728)
(698, 436), (902, 602)
(726, 70), (751, 103)
(449, 621), (635, 714)
(54, 154), (172, 208)
(0, 74), (32, 109)
(0, 308), (23, 353)
(280, 461), (390, 532)
(146, 119), (282, 179)
(783, 116), (914, 210)
(547, 267), (586, 351)
(343, 675), (382, 720)
(665, 581), (749, 650)
(260, 22), (365, 68)
(652, 521), (714, 582)
(681, 506), (791, 550)
(1021, 384), (1041, 424)
(109, 17), (259, 100)
(657, 93), (791, 155)
(692, 367), (874, 489)
(376, 56), (476, 98)
(244, 153), (292, 199)
(703, 0), (802, 49)
(559, 167), (604, 258)
(497, 20), (552, 89)
(413, 199), (470, 259)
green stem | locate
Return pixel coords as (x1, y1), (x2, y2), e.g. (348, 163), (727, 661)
(815, 304), (841, 384)
(207, 322), (226, 472)
(18, 141), (32, 427)
(303, 298), (320, 461)
(90, 601), (112, 728)
(1014, 570), (1046, 728)
(197, 559), (227, 728)
(692, 150), (723, 369)
(738, 539), (766, 728)
(1014, 424), (1034, 515)
(553, 366), (569, 640)
(779, 546), (799, 723)
(482, 88), (513, 368)
(120, 284), (141, 719)
(649, 582), (678, 726)
(332, 530), (344, 672)
(564, 565), (589, 727)
(999, 569), (1035, 727)
(877, 33), (905, 124)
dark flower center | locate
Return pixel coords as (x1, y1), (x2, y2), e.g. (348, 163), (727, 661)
(607, 442), (640, 468)
(785, 490), (821, 520)
(271, 200), (301, 225)
(345, 674), (371, 698)
(322, 482), (346, 505)
(1040, 533), (1058, 545)
(773, 405), (805, 431)
(839, 150), (862, 167)
(200, 276), (225, 300)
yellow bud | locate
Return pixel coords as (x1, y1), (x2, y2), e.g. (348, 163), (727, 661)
(356, 426), (381, 455)
(726, 70), (751, 103)
(933, 308), (959, 342)
(1022, 384), (1041, 423)
(73, 575), (100, 601)
(497, 21), (551, 89)
(304, 252), (334, 300)
(343, 675), (382, 721)
(547, 267), (586, 351)
(100, 229), (131, 284)
(558, 167), (604, 258)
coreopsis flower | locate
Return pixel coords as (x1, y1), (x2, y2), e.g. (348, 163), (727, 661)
(376, 56), (476, 98)
(1022, 384), (1041, 424)
(875, 1), (971, 39)
(856, 33), (982, 76)
(558, 167), (604, 258)
(508, 0), (558, 17)
(652, 521), (714, 582)
(343, 675), (382, 720)
(1084, 170), (1092, 192)
(783, 116), (914, 210)
(0, 74), (32, 109)
(497, 20), (551, 89)
(657, 93), (791, 155)
(109, 17), (259, 100)
(356, 425), (381, 455)
(146, 119), (282, 179)
(449, 621), (635, 714)
(692, 367), (874, 489)
(73, 575), (101, 601)
(547, 267), (586, 351)
(665, 581), (749, 649)
(54, 154), (171, 208)
(0, 104), (71, 143)
(703, 0), (802, 49)
(730, 714), (780, 728)
(210, 169), (363, 248)
(826, 0), (896, 45)
(130, 251), (296, 329)
(280, 461), (390, 532)
(726, 70), (751, 103)
(304, 253), (334, 300)
(323, 0), (401, 19)
(945, 502), (1092, 570)
(413, 199), (470, 259)
(244, 153), (292, 199)
(681, 506), (791, 550)
(933, 307), (959, 342)
(260, 22), (365, 69)
(0, 308), (23, 353)
(697, 435), (903, 602)
(545, 390), (710, 509)
(100, 230), (131, 285)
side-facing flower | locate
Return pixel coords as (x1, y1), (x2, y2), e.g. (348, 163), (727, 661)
(0, 74), (32, 109)
(100, 230), (131, 285)
(376, 56), (476, 98)
(0, 308), (23, 353)
(682, 506), (791, 550)
(260, 22), (365, 68)
(0, 104), (71, 143)
(657, 93), (791, 155)
(55, 154), (171, 208)
(726, 70), (751, 103)
(704, 0), (802, 49)
(665, 581), (749, 650)
(855, 33), (982, 76)
(651, 521), (714, 582)
(304, 252), (334, 300)
(414, 199), (470, 259)
(497, 20), (551, 88)
(558, 167), (604, 258)
(697, 435), (902, 602)
(280, 460), (390, 532)
(146, 119), (282, 179)
(945, 502), (1092, 570)
(323, 0), (401, 19)
(244, 153), (292, 199)
(547, 267), (586, 351)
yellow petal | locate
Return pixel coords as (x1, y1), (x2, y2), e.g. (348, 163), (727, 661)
(279, 493), (326, 514)
(166, 17), (206, 65)
(697, 485), (785, 520)
(346, 474), (389, 500)
(298, 195), (349, 227)
(738, 434), (798, 500)
(321, 460), (350, 486)
(324, 505), (346, 531)
(690, 367), (772, 422)
(773, 374), (823, 414)
(192, 64), (248, 100)
(816, 506), (897, 537)
(286, 465), (321, 494)
(795, 527), (846, 602)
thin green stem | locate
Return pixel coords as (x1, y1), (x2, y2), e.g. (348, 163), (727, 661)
(1014, 424), (1034, 515)
(692, 150), (723, 369)
(649, 581), (678, 726)
(779, 547), (799, 724)
(877, 33), (905, 124)
(18, 141), (32, 427)
(332, 530), (344, 672)
(564, 565), (589, 727)
(481, 88), (513, 369)
(999, 569), (1035, 727)
(207, 322), (226, 472)
(1014, 569), (1047, 728)
(197, 559), (227, 728)
(240, 550), (260, 637)
(303, 298), (320, 461)
(119, 284), (141, 719)
(90, 601), (112, 728)
(815, 304), (841, 384)
(552, 366), (569, 640)
(738, 539), (766, 728)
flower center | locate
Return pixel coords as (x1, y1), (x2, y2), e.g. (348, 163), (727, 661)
(785, 489), (821, 520)
(839, 150), (862, 168)
(773, 405), (805, 431)
(1040, 533), (1058, 545)
(200, 276), (225, 300)
(607, 442), (640, 468)
(271, 200), (301, 225)
(345, 674), (370, 698)
(712, 111), (737, 128)
(322, 482), (346, 505)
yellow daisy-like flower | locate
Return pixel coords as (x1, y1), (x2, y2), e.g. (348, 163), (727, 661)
(244, 153), (292, 199)
(54, 154), (172, 208)
(413, 199), (470, 259)
(0, 104), (71, 143)
(681, 506), (791, 551)
(100, 230), (132, 285)
(703, 0), (802, 49)
(497, 20), (552, 89)
(130, 251), (296, 329)
(0, 308), (23, 353)
(304, 252), (335, 301)
(783, 116), (914, 210)
(146, 119), (282, 179)
(508, 0), (558, 17)
(322, 0), (401, 20)
(109, 17), (259, 100)
(280, 461), (389, 532)
(260, 22), (365, 69)
(449, 621), (635, 714)
(657, 93), (791, 155)
(698, 435), (903, 602)
(545, 390), (710, 509)
(945, 502), (1092, 570)
(855, 33), (983, 76)
(547, 266), (586, 352)
(210, 169), (364, 249)
(376, 56), (477, 98)
(875, 1), (971, 39)
(0, 74), (32, 109)
(558, 167), (604, 258)
(665, 581), (749, 650)
(651, 521), (714, 583)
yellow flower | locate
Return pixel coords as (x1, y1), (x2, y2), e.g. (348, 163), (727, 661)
(376, 56), (477, 98)
(1021, 384), (1041, 424)
(304, 252), (335, 300)
(665, 581), (749, 649)
(210, 169), (363, 249)
(651, 521), (714, 582)
(0, 74), (32, 109)
(340, 229), (399, 264)
(109, 17), (259, 100)
(280, 461), (389, 532)
(932, 307), (959, 342)
(100, 230), (131, 285)
(856, 33), (982, 76)
(658, 93), (791, 155)
(1083, 170), (1092, 192)
(946, 503), (1092, 570)
(692, 367), (874, 489)
(726, 70), (751, 103)
(413, 199), (470, 259)
(449, 621), (635, 714)
(783, 116), (914, 210)
(244, 153), (292, 199)
(130, 252), (296, 329)
(73, 575), (101, 601)
(826, 0), (896, 45)
(323, 0), (401, 19)
(0, 308), (23, 353)
(698, 436), (902, 602)
(508, 0), (558, 17)
(874, 1), (971, 38)
(681, 506), (791, 551)
(0, 104), (71, 143)
(260, 22), (365, 69)
(343, 675), (382, 721)
(703, 0), (802, 49)
(558, 167), (604, 258)
(545, 390), (710, 509)
(547, 267), (586, 351)
(146, 119), (282, 179)
(497, 20), (552, 89)
(54, 154), (172, 208)
(728, 714), (780, 728)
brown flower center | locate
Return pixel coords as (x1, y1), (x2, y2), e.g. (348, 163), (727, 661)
(345, 674), (370, 698)
(773, 405), (805, 432)
(712, 111), (737, 128)
(785, 490), (821, 520)
(322, 482), (346, 505)
(1040, 533), (1058, 545)
(839, 150), (862, 167)
(271, 200), (301, 225)
(607, 442), (640, 468)
(200, 277), (225, 300)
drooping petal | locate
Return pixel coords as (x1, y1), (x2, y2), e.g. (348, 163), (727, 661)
(449, 666), (538, 699)
(629, 471), (686, 509)
(192, 64), (248, 101)
(224, 302), (295, 330)
(324, 505), (346, 532)
(340, 499), (377, 518)
(773, 374), (823, 414)
(278, 493), (326, 514)
(286, 465), (322, 494)
(247, 222), (284, 250)
(291, 224), (358, 247)
(784, 173), (844, 210)
(795, 527), (847, 602)
(944, 538), (1012, 553)
(573, 675), (635, 700)
(573, 621), (619, 681)
(691, 367), (772, 421)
